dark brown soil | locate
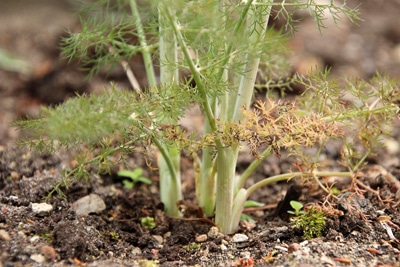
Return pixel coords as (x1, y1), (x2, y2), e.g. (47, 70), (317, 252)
(1, 1), (400, 266)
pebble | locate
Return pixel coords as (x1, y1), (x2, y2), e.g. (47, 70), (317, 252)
(231, 233), (249, 243)
(152, 235), (164, 245)
(40, 245), (57, 261)
(10, 171), (19, 179)
(288, 242), (301, 253)
(164, 232), (171, 239)
(195, 234), (208, 243)
(220, 239), (229, 250)
(240, 251), (251, 259)
(131, 247), (142, 256)
(0, 229), (11, 241)
(31, 203), (53, 216)
(72, 194), (106, 215)
(29, 235), (40, 243)
(207, 226), (219, 239)
(30, 254), (45, 263)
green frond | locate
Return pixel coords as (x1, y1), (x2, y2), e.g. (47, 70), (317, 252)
(17, 82), (197, 152)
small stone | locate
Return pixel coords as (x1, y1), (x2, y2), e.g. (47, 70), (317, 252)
(164, 232), (171, 239)
(40, 245), (57, 261)
(10, 171), (19, 179)
(239, 220), (256, 231)
(288, 242), (301, 253)
(275, 245), (288, 252)
(240, 251), (251, 259)
(31, 203), (53, 216)
(152, 235), (164, 245)
(29, 235), (40, 243)
(220, 244), (228, 250)
(207, 226), (220, 239)
(0, 229), (11, 241)
(131, 247), (142, 256)
(195, 234), (208, 243)
(107, 251), (114, 258)
(30, 254), (45, 263)
(72, 194), (106, 215)
(231, 233), (249, 243)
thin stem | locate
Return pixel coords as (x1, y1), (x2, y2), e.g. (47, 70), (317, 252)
(46, 140), (135, 200)
(237, 146), (273, 190)
(352, 150), (371, 172)
(312, 172), (330, 194)
(151, 137), (178, 185)
(162, 5), (218, 133)
(246, 171), (353, 199)
(216, 0), (255, 81)
(108, 46), (141, 96)
(129, 0), (158, 89)
(322, 106), (394, 123)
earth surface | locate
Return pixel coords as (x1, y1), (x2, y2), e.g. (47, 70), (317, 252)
(1, 1), (400, 266)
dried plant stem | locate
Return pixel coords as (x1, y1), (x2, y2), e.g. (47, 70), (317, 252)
(108, 46), (141, 96)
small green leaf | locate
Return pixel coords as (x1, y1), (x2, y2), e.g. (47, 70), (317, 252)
(240, 213), (256, 223)
(244, 200), (264, 208)
(118, 168), (143, 178)
(122, 180), (134, 189)
(136, 177), (152, 185)
(290, 200), (303, 211)
(118, 169), (152, 185)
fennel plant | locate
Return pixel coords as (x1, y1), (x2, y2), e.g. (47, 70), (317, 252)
(16, 0), (399, 234)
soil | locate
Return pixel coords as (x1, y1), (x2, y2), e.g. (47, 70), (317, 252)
(1, 1), (400, 266)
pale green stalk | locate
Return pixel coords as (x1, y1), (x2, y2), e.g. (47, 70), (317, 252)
(128, 0), (183, 216)
(158, 5), (182, 217)
(232, 2), (272, 122)
(215, 147), (237, 233)
(198, 0), (226, 217)
(215, 0), (272, 234)
(158, 146), (182, 216)
(199, 0), (255, 217)
(160, 3), (229, 219)
(198, 126), (217, 216)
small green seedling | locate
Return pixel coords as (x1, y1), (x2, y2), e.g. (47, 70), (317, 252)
(117, 168), (151, 189)
(40, 232), (53, 243)
(184, 243), (201, 250)
(330, 187), (341, 196)
(109, 231), (120, 241)
(140, 216), (156, 229)
(288, 200), (306, 216)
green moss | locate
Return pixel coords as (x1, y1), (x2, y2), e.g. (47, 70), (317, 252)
(291, 206), (326, 239)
